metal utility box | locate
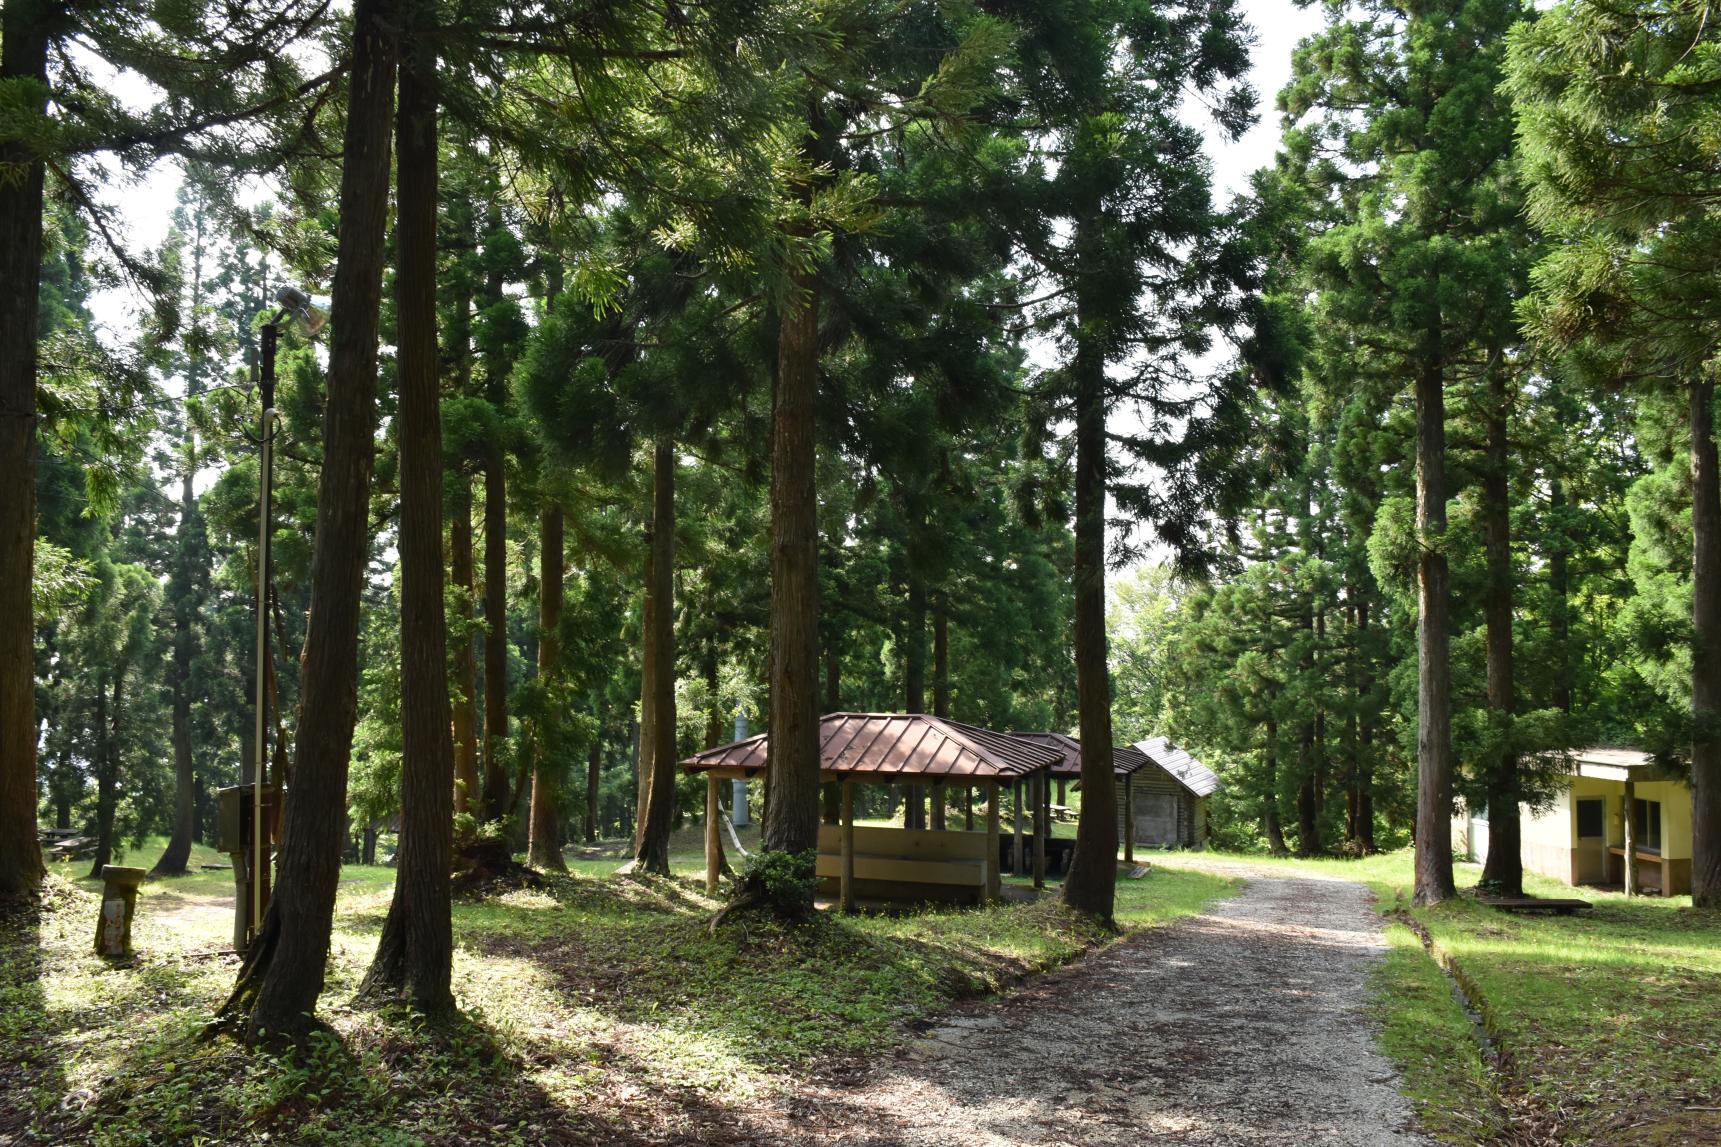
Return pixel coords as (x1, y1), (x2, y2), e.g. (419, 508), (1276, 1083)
(216, 783), (280, 854)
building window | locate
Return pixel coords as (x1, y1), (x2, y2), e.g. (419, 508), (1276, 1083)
(1631, 799), (1663, 853)
(1576, 798), (1604, 839)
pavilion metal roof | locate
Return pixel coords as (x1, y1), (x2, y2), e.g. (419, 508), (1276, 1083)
(1008, 732), (1152, 778)
(1134, 736), (1221, 798)
(679, 712), (1061, 781)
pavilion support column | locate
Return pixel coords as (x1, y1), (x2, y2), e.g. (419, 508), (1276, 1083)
(1033, 771), (1047, 890)
(1124, 775), (1135, 864)
(1057, 778), (1067, 806)
(841, 779), (856, 914)
(705, 774), (721, 894)
(985, 781), (1001, 903)
(964, 788), (974, 831)
(1012, 779), (1024, 874)
(1623, 779), (1638, 897)
(931, 780), (946, 831)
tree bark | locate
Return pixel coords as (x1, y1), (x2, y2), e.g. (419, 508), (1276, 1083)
(155, 463), (200, 877)
(633, 439), (677, 874)
(1689, 380), (1721, 909)
(362, 35), (455, 1013)
(1062, 265), (1117, 922)
(528, 504), (567, 871)
(633, 499), (658, 853)
(0, 0), (53, 903)
(1264, 718), (1288, 855)
(904, 573), (926, 830)
(89, 668), (124, 879)
(451, 476), (479, 819)
(933, 590), (950, 718)
(584, 731), (602, 843)
(1356, 601), (1376, 852)
(1549, 475), (1572, 714)
(220, 0), (396, 1041)
(1480, 366), (1521, 896)
(756, 269), (822, 874)
(1413, 357), (1457, 906)
(479, 433), (509, 822)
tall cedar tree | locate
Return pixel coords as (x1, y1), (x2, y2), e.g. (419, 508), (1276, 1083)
(527, 502), (567, 870)
(1283, 0), (1526, 904)
(152, 196), (218, 878)
(220, 0), (398, 1041)
(1005, 0), (1254, 920)
(360, 5), (455, 1012)
(1507, 0), (1721, 906)
(0, 0), (56, 901)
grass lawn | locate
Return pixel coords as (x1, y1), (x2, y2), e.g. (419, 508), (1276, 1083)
(1164, 849), (1721, 1144)
(1, 829), (1233, 1147)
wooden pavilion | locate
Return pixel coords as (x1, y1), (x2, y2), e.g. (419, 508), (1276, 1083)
(1009, 732), (1154, 866)
(679, 712), (1060, 910)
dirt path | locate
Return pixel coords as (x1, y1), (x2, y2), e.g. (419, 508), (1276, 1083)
(746, 860), (1430, 1146)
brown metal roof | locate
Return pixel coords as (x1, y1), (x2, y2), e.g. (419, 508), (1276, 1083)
(1134, 736), (1221, 797)
(680, 712), (1061, 781)
(1010, 732), (1152, 777)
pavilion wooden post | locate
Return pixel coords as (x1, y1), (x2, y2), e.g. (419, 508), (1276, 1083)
(1012, 779), (1024, 874)
(1124, 774), (1136, 864)
(964, 788), (974, 831)
(1623, 779), (1638, 896)
(841, 779), (856, 913)
(931, 779), (946, 831)
(1057, 778), (1067, 806)
(984, 781), (1001, 902)
(1032, 770), (1047, 890)
(704, 774), (722, 894)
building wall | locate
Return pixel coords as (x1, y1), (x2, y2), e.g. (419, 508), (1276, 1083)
(1461, 776), (1695, 892)
(1115, 769), (1205, 848)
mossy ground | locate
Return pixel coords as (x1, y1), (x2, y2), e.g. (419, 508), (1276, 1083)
(1, 830), (1231, 1147)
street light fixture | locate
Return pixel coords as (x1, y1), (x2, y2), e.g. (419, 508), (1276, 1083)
(241, 284), (325, 952)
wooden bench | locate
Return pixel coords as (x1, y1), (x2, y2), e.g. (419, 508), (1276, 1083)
(816, 825), (991, 905)
(1477, 896), (1591, 915)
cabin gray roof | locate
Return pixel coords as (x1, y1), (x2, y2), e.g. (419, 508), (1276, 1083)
(1133, 737), (1221, 798)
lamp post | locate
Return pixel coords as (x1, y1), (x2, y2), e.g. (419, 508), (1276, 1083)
(243, 286), (325, 951)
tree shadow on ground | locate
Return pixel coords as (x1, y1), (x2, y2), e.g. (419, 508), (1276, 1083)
(0, 890), (74, 1144)
(60, 995), (771, 1146)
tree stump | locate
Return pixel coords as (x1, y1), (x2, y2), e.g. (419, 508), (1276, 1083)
(95, 865), (147, 958)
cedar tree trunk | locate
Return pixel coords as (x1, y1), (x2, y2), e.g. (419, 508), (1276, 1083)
(1413, 358), (1457, 906)
(451, 476), (479, 819)
(479, 433), (509, 823)
(220, 0), (396, 1041)
(154, 464), (199, 877)
(757, 269), (822, 873)
(1062, 278), (1117, 923)
(0, 0), (52, 903)
(1689, 380), (1721, 909)
(362, 38), (455, 1013)
(1480, 367), (1521, 895)
(528, 504), (567, 871)
(634, 439), (677, 874)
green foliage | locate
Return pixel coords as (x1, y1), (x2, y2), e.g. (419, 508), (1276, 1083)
(737, 848), (819, 918)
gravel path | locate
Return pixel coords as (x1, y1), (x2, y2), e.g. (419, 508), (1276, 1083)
(750, 860), (1432, 1146)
